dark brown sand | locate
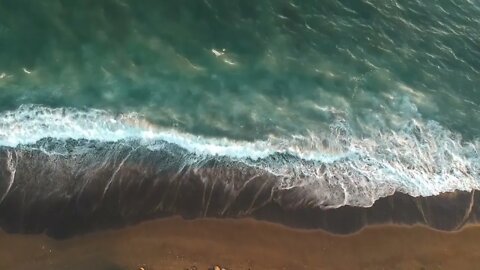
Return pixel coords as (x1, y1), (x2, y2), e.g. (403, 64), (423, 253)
(1, 218), (480, 270)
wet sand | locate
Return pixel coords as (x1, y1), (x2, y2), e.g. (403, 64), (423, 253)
(1, 218), (480, 270)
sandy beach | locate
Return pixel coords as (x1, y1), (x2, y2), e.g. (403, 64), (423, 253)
(1, 217), (480, 270)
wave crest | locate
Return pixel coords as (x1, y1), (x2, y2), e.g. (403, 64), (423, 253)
(0, 105), (478, 208)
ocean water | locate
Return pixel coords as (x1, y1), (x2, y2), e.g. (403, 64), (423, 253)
(0, 0), (479, 212)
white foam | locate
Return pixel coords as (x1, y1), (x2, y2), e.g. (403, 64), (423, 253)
(0, 104), (350, 161)
(0, 104), (478, 207)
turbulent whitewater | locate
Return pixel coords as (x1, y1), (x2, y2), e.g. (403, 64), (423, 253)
(1, 105), (478, 209)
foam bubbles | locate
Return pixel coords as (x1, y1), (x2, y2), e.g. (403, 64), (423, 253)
(0, 105), (354, 161)
(0, 104), (478, 208)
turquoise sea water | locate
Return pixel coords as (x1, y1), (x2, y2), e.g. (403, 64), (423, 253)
(0, 0), (479, 205)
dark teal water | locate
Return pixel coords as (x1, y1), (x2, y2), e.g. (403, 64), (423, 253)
(0, 1), (479, 200)
(1, 0), (479, 139)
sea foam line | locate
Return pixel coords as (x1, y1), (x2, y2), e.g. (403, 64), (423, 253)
(0, 105), (354, 161)
(0, 104), (478, 208)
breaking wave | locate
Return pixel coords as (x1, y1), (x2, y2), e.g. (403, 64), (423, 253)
(0, 104), (478, 208)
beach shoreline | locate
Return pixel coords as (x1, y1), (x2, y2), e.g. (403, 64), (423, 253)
(2, 217), (480, 270)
